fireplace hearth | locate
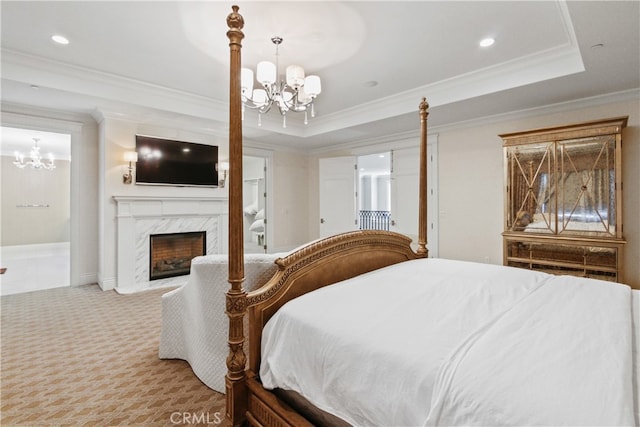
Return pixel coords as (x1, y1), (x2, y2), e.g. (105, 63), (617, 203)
(150, 232), (206, 280)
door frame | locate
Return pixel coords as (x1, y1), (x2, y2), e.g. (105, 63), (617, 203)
(244, 147), (274, 253)
(1, 111), (83, 286)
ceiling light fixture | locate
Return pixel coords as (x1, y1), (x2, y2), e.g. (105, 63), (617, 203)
(51, 34), (70, 45)
(480, 37), (495, 47)
(241, 36), (322, 128)
(13, 138), (56, 170)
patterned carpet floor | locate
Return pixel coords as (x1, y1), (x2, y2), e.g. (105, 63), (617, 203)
(1, 284), (228, 426)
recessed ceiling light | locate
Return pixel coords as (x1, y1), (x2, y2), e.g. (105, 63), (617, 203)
(479, 37), (495, 47)
(51, 35), (70, 45)
(363, 80), (378, 87)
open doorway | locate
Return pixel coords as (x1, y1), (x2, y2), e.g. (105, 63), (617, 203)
(0, 127), (71, 295)
(358, 152), (391, 230)
(243, 155), (267, 253)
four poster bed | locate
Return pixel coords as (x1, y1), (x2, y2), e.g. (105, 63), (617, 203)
(223, 6), (638, 427)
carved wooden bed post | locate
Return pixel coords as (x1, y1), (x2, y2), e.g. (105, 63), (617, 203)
(222, 6), (431, 424)
(225, 5), (247, 426)
(417, 97), (429, 257)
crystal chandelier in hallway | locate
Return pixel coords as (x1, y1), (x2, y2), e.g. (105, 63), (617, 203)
(13, 138), (56, 170)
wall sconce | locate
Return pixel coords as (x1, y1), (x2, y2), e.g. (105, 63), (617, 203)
(217, 161), (229, 188)
(123, 151), (138, 184)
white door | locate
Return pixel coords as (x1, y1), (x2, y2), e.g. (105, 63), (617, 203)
(390, 147), (420, 240)
(390, 144), (439, 257)
(319, 156), (357, 238)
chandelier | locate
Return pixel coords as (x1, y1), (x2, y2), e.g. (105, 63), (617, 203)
(241, 36), (322, 128)
(13, 138), (56, 170)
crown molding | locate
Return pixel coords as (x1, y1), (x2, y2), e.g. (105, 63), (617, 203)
(312, 88), (638, 156)
(428, 88), (640, 135)
(1, 103), (87, 133)
(1, 48), (228, 122)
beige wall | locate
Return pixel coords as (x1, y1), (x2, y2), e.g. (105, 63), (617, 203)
(1, 156), (71, 246)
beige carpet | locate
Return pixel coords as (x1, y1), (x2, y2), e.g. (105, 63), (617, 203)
(1, 284), (228, 426)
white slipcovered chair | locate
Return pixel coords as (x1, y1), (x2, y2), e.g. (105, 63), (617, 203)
(159, 253), (281, 393)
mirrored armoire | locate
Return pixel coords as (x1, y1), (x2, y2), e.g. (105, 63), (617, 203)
(501, 117), (627, 282)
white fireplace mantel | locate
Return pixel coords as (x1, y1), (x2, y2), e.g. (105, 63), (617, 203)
(113, 196), (228, 293)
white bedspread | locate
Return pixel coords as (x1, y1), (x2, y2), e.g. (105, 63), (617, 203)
(260, 258), (637, 426)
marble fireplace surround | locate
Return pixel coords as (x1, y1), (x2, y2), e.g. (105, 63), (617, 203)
(113, 196), (228, 294)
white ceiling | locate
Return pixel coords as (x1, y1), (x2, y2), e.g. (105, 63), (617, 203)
(1, 1), (638, 154)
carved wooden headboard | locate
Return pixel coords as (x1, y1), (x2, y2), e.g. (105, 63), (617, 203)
(246, 230), (420, 372)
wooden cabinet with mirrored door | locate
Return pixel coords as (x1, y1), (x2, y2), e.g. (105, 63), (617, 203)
(501, 117), (627, 282)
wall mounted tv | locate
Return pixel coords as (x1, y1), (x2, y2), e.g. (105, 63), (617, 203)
(135, 135), (219, 187)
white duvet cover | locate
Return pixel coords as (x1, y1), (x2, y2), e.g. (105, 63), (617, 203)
(260, 258), (637, 426)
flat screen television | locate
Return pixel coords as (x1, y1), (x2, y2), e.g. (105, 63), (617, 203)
(135, 135), (218, 187)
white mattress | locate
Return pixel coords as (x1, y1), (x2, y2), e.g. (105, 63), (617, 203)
(260, 258), (638, 426)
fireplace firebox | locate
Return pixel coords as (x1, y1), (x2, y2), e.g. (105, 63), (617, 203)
(149, 232), (206, 280)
